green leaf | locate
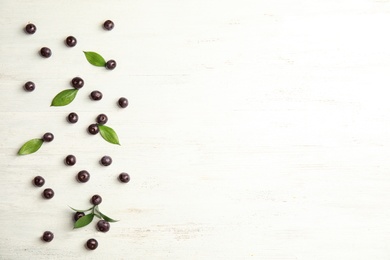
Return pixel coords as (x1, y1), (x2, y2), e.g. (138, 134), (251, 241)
(83, 51), (106, 67)
(18, 138), (44, 155)
(98, 124), (120, 145)
(74, 213), (94, 229)
(51, 89), (78, 106)
(69, 206), (93, 213)
(95, 208), (119, 222)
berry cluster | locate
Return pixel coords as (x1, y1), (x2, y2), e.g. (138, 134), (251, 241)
(23, 20), (130, 250)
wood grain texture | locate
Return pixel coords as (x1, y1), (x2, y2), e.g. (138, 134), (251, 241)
(1, 0), (390, 259)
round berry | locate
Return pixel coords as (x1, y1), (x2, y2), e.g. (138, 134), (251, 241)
(40, 47), (51, 58)
(33, 176), (45, 187)
(42, 132), (54, 142)
(96, 114), (108, 125)
(118, 97), (128, 108)
(118, 172), (130, 183)
(71, 77), (84, 89)
(65, 155), (76, 166)
(105, 60), (116, 70)
(90, 195), (102, 205)
(96, 220), (110, 233)
(73, 212), (85, 222)
(65, 36), (77, 47)
(86, 238), (98, 250)
(100, 156), (112, 166)
(88, 124), (99, 135)
(42, 231), (54, 242)
(90, 90), (103, 101)
(67, 112), (78, 123)
(103, 20), (114, 30)
(24, 81), (35, 92)
(42, 188), (54, 199)
(77, 170), (90, 183)
(25, 23), (36, 34)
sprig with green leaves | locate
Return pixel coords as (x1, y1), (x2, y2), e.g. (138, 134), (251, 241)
(70, 205), (118, 229)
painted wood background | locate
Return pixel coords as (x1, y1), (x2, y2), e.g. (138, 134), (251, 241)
(1, 0), (390, 259)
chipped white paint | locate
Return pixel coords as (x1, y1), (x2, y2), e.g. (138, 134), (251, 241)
(1, 0), (390, 259)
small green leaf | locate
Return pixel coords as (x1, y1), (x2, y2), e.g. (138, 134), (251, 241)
(18, 138), (44, 155)
(69, 206), (93, 213)
(83, 51), (106, 67)
(51, 89), (79, 106)
(74, 213), (94, 229)
(95, 208), (119, 222)
(98, 124), (120, 145)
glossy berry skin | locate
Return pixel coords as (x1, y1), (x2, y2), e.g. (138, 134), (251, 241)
(24, 81), (35, 92)
(118, 97), (128, 108)
(43, 132), (54, 142)
(42, 231), (54, 242)
(33, 176), (45, 187)
(96, 114), (108, 125)
(40, 47), (51, 58)
(118, 172), (130, 183)
(103, 20), (114, 30)
(42, 188), (54, 199)
(88, 124), (99, 135)
(73, 212), (85, 222)
(100, 156), (112, 166)
(90, 90), (102, 101)
(90, 195), (102, 205)
(86, 238), (98, 250)
(105, 60), (116, 70)
(71, 77), (84, 89)
(65, 36), (77, 47)
(67, 112), (78, 123)
(65, 155), (76, 166)
(96, 220), (110, 232)
(25, 23), (36, 34)
(77, 170), (90, 183)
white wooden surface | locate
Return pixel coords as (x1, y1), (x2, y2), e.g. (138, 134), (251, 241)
(1, 0), (390, 259)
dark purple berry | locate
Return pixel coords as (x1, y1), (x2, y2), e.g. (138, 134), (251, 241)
(86, 238), (98, 250)
(105, 60), (116, 70)
(65, 36), (77, 47)
(103, 20), (114, 30)
(25, 23), (36, 34)
(90, 90), (102, 101)
(88, 124), (99, 135)
(42, 132), (54, 142)
(96, 220), (110, 233)
(42, 231), (54, 242)
(40, 47), (51, 58)
(67, 112), (78, 123)
(96, 114), (108, 125)
(118, 172), (130, 183)
(42, 188), (54, 199)
(73, 212), (85, 222)
(71, 77), (84, 89)
(24, 81), (35, 92)
(90, 195), (102, 205)
(65, 155), (76, 166)
(77, 170), (90, 183)
(33, 176), (45, 187)
(100, 156), (112, 166)
(118, 97), (128, 108)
